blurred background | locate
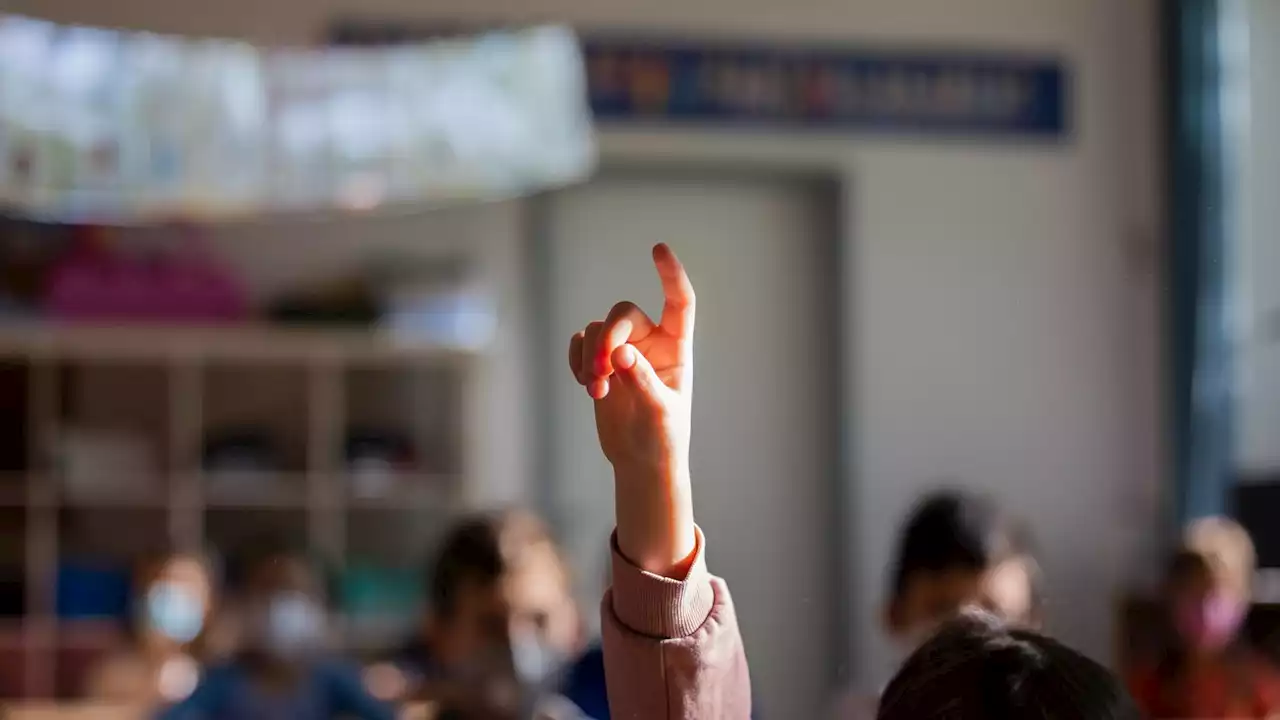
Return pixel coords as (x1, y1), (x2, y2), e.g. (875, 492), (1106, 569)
(0, 0), (1272, 718)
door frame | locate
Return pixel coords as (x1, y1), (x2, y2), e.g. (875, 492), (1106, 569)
(523, 136), (858, 687)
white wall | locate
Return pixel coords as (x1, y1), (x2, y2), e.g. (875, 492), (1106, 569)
(1236, 0), (1280, 472)
(2, 0), (1164, 696)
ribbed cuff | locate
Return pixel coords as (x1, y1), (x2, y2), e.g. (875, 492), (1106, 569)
(609, 526), (715, 639)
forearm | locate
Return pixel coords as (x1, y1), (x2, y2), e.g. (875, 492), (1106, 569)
(613, 462), (697, 580)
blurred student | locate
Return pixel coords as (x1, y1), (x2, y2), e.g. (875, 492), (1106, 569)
(86, 552), (216, 708)
(158, 542), (394, 720)
(878, 609), (1138, 720)
(1128, 517), (1280, 718)
(834, 489), (1042, 717)
(557, 548), (610, 720)
(566, 243), (1137, 718)
(392, 509), (590, 720)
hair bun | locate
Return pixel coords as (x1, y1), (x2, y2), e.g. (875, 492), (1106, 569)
(980, 636), (1045, 708)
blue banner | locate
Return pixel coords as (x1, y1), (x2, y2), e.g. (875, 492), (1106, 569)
(329, 24), (1069, 138)
(581, 39), (1068, 137)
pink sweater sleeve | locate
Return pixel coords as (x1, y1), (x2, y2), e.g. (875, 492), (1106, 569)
(600, 527), (752, 720)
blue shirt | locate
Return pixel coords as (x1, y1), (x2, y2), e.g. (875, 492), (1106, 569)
(156, 659), (395, 720)
(562, 647), (609, 720)
(561, 644), (759, 720)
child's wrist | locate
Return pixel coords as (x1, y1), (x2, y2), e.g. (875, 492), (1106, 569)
(612, 461), (697, 579)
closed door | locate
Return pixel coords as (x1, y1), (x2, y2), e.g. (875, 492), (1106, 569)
(546, 170), (841, 718)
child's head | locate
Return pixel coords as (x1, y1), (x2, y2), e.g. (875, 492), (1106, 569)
(237, 542), (327, 664)
(886, 490), (1041, 649)
(1179, 516), (1255, 602)
(878, 611), (1138, 720)
(1165, 517), (1256, 654)
(429, 510), (581, 680)
(136, 552), (216, 650)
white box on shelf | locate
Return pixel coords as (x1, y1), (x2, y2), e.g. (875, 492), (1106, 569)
(54, 428), (155, 498)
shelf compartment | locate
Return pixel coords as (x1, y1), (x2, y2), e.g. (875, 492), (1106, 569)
(56, 508), (165, 624)
(0, 508), (28, 618)
(0, 620), (45, 699)
(202, 364), (311, 475)
(205, 508), (309, 582)
(55, 619), (127, 700)
(0, 474), (30, 507)
(344, 366), (464, 478)
(55, 362), (170, 504)
(0, 360), (30, 474)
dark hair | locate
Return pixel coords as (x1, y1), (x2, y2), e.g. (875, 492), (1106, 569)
(879, 611), (1139, 720)
(430, 510), (564, 618)
(890, 490), (1040, 604)
(224, 535), (320, 594)
(135, 549), (221, 591)
(1166, 548), (1214, 588)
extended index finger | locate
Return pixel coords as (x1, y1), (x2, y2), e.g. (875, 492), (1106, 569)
(652, 243), (695, 337)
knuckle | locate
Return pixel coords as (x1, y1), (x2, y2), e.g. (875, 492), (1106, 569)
(609, 300), (639, 316)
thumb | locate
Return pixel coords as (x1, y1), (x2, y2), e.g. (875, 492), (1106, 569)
(611, 344), (665, 401)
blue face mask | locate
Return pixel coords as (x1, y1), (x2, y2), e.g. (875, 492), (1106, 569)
(511, 632), (562, 688)
(145, 582), (205, 644)
(262, 592), (324, 658)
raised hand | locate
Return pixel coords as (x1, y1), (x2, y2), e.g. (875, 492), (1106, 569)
(568, 243), (698, 577)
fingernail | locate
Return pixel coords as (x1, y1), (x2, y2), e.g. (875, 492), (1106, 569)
(615, 345), (635, 369)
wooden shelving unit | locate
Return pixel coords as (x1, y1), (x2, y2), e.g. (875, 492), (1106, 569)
(0, 324), (480, 699)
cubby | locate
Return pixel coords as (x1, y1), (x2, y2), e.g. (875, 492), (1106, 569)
(0, 324), (479, 698)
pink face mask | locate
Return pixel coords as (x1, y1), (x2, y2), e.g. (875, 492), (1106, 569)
(1174, 592), (1247, 650)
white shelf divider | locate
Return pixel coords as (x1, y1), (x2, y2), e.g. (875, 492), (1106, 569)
(307, 359), (346, 571)
(168, 361), (204, 555)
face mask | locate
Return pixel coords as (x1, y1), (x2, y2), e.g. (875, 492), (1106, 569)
(1175, 592), (1247, 651)
(144, 582), (205, 644)
(257, 592), (324, 658)
(510, 632), (564, 689)
(450, 633), (567, 720)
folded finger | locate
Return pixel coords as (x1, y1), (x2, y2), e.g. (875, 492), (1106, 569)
(597, 301), (656, 375)
(568, 331), (585, 384)
(581, 322), (604, 385)
(588, 375), (610, 400)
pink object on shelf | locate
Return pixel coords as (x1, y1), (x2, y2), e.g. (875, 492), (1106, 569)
(43, 225), (248, 323)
